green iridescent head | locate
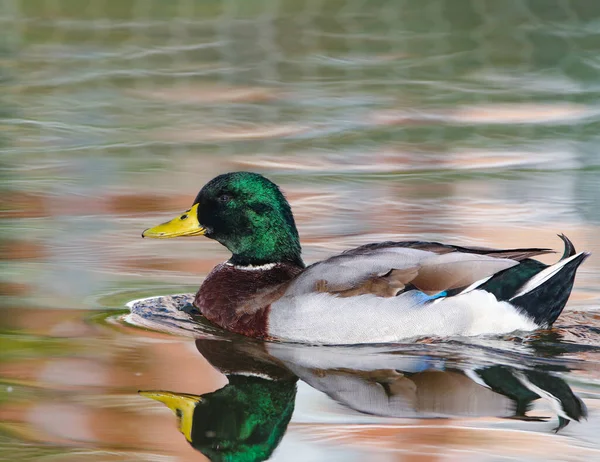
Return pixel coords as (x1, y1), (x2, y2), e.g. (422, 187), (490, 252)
(143, 172), (304, 267)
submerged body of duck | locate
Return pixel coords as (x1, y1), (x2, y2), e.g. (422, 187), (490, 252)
(142, 172), (590, 345)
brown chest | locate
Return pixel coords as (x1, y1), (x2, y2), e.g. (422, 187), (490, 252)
(194, 263), (303, 338)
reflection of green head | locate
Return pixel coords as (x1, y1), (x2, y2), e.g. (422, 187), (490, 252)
(141, 374), (297, 462)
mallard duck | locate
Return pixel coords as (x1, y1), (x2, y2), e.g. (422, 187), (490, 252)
(141, 339), (585, 442)
(142, 172), (590, 344)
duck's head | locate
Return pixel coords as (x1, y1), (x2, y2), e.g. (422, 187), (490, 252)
(142, 172), (304, 267)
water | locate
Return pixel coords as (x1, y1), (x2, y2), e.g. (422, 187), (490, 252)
(2, 0), (600, 460)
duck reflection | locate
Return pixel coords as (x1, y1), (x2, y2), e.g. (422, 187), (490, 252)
(140, 339), (586, 461)
(140, 340), (297, 462)
(266, 343), (586, 432)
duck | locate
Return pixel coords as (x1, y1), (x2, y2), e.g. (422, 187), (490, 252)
(141, 171), (590, 345)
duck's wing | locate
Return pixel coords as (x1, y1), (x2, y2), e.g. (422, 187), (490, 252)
(339, 240), (553, 261)
(287, 241), (553, 297)
(269, 238), (585, 344)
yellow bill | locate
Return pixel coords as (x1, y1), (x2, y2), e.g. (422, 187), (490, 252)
(139, 390), (202, 442)
(142, 203), (206, 239)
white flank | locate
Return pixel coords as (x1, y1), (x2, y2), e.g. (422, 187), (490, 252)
(268, 289), (537, 345)
(510, 252), (584, 300)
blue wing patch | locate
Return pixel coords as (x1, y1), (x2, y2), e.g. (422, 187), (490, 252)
(415, 290), (447, 303)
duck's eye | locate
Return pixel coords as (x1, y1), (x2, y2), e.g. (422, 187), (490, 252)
(218, 194), (231, 203)
(180, 214), (188, 220)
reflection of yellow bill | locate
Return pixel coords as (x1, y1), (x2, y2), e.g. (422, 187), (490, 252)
(139, 390), (202, 442)
(142, 203), (206, 238)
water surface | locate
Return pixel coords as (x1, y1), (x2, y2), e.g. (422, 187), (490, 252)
(2, 1), (600, 461)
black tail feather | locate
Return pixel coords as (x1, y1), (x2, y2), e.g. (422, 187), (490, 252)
(557, 234), (576, 260)
(480, 235), (589, 327)
(510, 252), (590, 327)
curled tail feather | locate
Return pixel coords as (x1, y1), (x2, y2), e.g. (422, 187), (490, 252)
(557, 233), (576, 260)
